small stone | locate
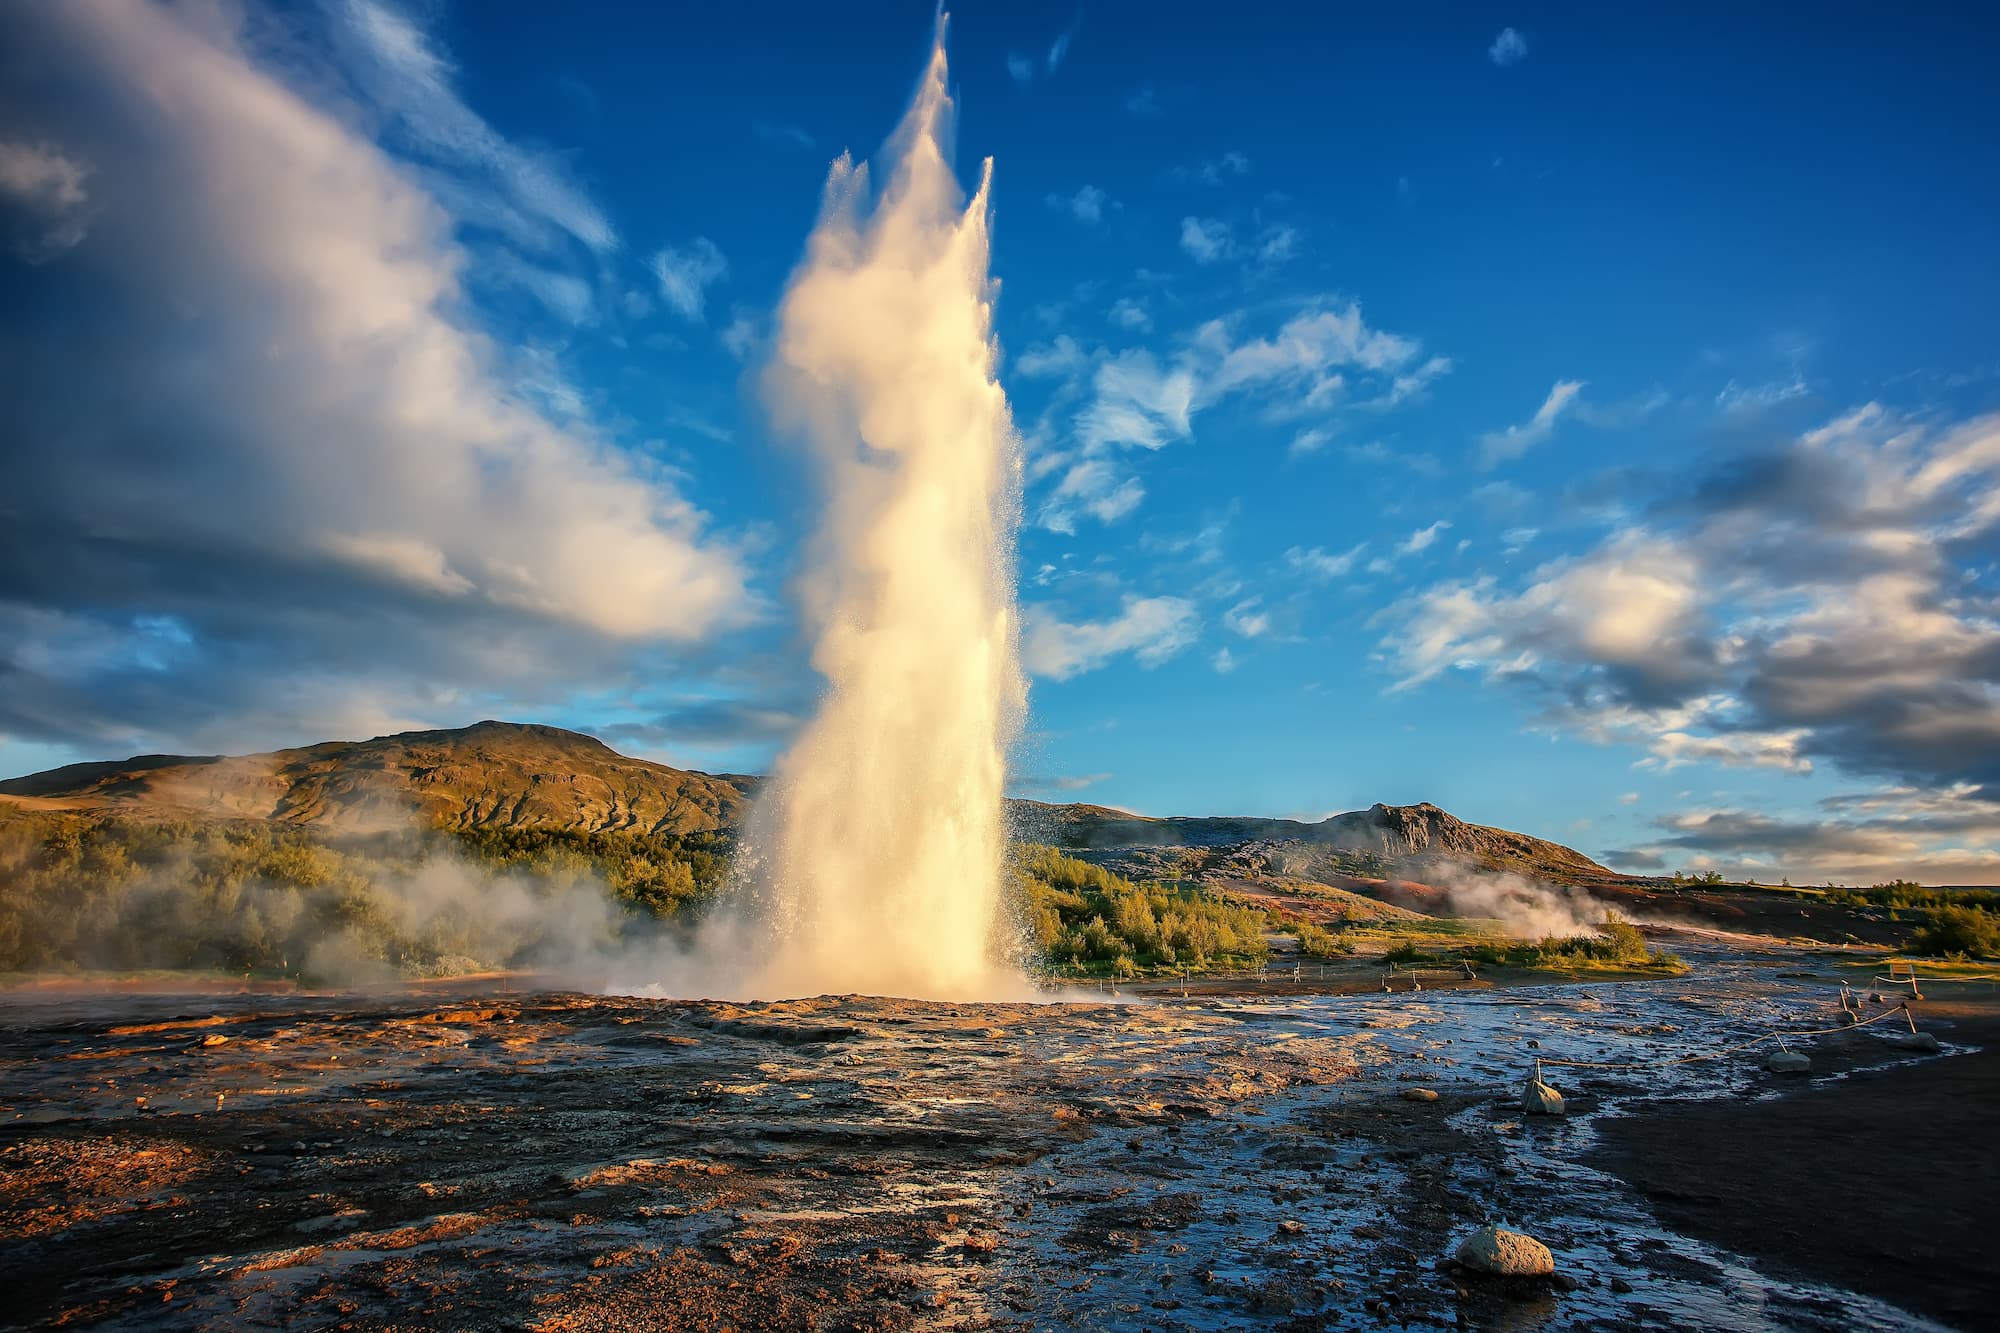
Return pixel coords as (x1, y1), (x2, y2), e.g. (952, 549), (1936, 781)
(198, 1034), (230, 1048)
(1454, 1226), (1555, 1278)
(1277, 1219), (1305, 1236)
(1609, 1276), (1634, 1294)
(1763, 1050), (1811, 1073)
(962, 1233), (1000, 1253)
(1897, 1032), (1942, 1052)
(1402, 1088), (1441, 1103)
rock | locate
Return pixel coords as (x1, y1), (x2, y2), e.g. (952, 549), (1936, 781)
(962, 1232), (1000, 1253)
(1521, 1076), (1565, 1116)
(1763, 1050), (1811, 1073)
(1455, 1226), (1555, 1278)
(1609, 1276), (1634, 1295)
(1401, 1087), (1440, 1103)
(198, 1034), (230, 1047)
(1896, 1032), (1942, 1052)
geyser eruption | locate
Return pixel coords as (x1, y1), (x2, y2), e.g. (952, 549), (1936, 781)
(733, 28), (1027, 999)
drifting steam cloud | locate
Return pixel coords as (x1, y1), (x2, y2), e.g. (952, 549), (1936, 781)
(724, 25), (1029, 1000)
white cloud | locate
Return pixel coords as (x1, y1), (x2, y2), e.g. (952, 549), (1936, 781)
(1716, 374), (1808, 413)
(1179, 215), (1232, 263)
(1033, 299), (1444, 531)
(1398, 519), (1452, 556)
(1479, 379), (1585, 467)
(1007, 53), (1035, 83)
(1643, 729), (1813, 774)
(1125, 85), (1163, 117)
(651, 238), (728, 321)
(1287, 543), (1367, 581)
(1048, 31), (1072, 73)
(1224, 598), (1270, 638)
(335, 0), (617, 254)
(1489, 28), (1529, 66)
(0, 0), (747, 751)
(1015, 334), (1088, 379)
(1076, 350), (1196, 452)
(1387, 406), (2000, 795)
(1212, 647), (1237, 674)
(1107, 296), (1150, 331)
(1289, 427), (1332, 457)
(0, 140), (93, 259)
(1046, 184), (1112, 225)
(1256, 224), (1300, 265)
(1022, 596), (1198, 679)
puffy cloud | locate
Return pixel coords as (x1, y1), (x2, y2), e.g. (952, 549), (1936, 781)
(1107, 297), (1150, 331)
(1386, 405), (2000, 792)
(1479, 379), (1584, 467)
(651, 237), (728, 321)
(1023, 297), (1444, 532)
(0, 140), (93, 258)
(1488, 28), (1529, 67)
(1046, 184), (1112, 225)
(1179, 216), (1232, 263)
(0, 0), (746, 755)
(1223, 598), (1270, 639)
(1609, 785), (2000, 884)
(1022, 596), (1198, 680)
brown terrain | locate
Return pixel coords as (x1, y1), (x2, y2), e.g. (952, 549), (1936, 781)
(0, 721), (757, 837)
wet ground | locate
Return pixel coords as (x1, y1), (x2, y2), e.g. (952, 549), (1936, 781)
(0, 949), (1984, 1331)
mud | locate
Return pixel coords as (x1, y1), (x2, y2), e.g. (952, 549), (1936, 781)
(0, 953), (1983, 1331)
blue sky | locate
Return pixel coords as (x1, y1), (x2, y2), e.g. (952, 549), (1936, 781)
(3, 1), (1999, 883)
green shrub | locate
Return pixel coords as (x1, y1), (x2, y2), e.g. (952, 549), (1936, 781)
(1014, 845), (1270, 975)
(1293, 920), (1353, 959)
(1909, 904), (2000, 959)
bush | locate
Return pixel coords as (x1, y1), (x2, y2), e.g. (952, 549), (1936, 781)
(0, 807), (726, 979)
(1909, 904), (2000, 959)
(1293, 920), (1353, 959)
(1014, 846), (1270, 975)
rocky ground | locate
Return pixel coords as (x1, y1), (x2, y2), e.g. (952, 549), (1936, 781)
(0, 945), (1991, 1331)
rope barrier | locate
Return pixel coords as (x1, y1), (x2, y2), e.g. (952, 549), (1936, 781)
(1530, 999), (1917, 1071)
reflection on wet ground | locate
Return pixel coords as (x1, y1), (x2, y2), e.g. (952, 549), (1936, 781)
(0, 956), (1952, 1330)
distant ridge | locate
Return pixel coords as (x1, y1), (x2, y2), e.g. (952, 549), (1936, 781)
(0, 720), (1611, 875)
(0, 720), (755, 837)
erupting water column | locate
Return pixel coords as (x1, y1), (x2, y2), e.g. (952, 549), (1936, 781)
(735, 27), (1028, 1000)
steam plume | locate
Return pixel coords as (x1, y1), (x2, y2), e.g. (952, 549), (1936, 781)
(727, 25), (1028, 999)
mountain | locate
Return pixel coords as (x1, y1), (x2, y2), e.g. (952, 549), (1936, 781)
(1011, 796), (1611, 879)
(0, 721), (755, 837)
(0, 721), (1612, 877)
